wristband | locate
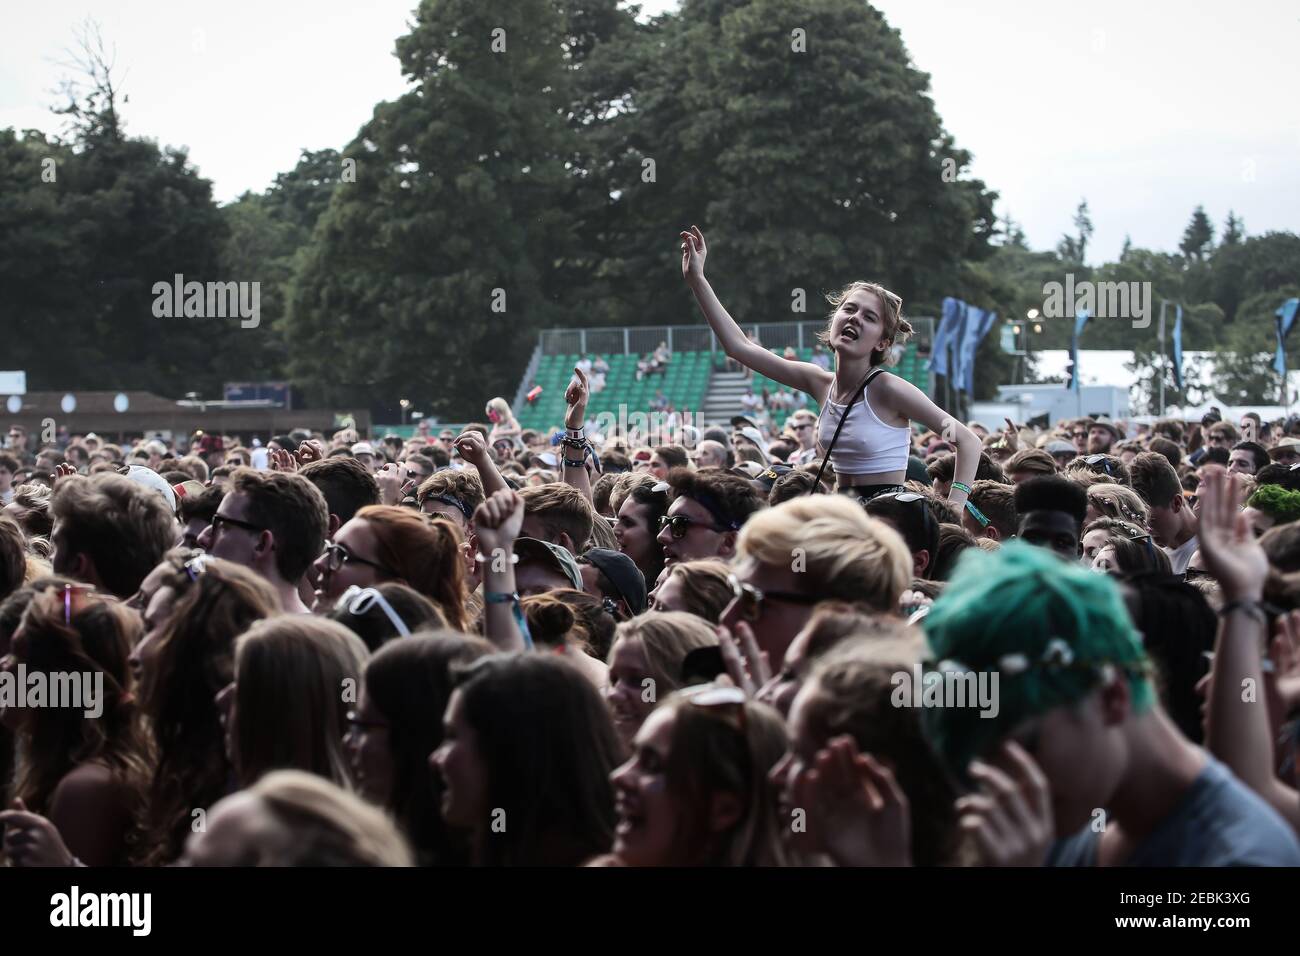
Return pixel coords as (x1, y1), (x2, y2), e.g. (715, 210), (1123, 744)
(1218, 599), (1268, 624)
(483, 591), (534, 649)
(475, 552), (519, 564)
(951, 481), (972, 495)
(563, 456), (586, 468)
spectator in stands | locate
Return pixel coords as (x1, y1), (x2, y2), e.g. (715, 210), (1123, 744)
(785, 410), (818, 466)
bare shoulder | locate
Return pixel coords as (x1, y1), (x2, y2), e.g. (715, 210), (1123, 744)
(50, 762), (120, 807)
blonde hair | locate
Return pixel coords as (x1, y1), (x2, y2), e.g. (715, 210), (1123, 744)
(661, 559), (735, 624)
(610, 472), (657, 515)
(736, 495), (911, 614)
(486, 397), (514, 421)
(608, 611), (718, 696)
(818, 281), (914, 367)
(248, 770), (414, 866)
(1086, 482), (1150, 527)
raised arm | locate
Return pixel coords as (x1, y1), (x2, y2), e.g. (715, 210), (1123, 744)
(561, 366), (593, 504)
(453, 429), (508, 498)
(1199, 469), (1300, 830)
(681, 226), (832, 400)
(878, 374), (979, 506)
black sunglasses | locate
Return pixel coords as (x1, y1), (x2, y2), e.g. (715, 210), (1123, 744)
(659, 514), (725, 540)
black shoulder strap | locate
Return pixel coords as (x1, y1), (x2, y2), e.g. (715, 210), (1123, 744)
(810, 367), (886, 494)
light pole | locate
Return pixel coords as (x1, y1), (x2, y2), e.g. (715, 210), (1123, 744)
(399, 398), (411, 427)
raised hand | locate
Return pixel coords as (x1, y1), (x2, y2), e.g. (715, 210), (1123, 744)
(269, 448), (298, 472)
(375, 462), (404, 505)
(680, 225), (707, 284)
(955, 741), (1053, 867)
(793, 736), (912, 866)
(454, 430), (490, 469)
(1197, 467), (1267, 601)
(52, 462), (78, 485)
(565, 366), (590, 430)
(296, 440), (324, 466)
(473, 489), (525, 557)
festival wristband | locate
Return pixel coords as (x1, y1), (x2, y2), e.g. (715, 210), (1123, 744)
(1218, 599), (1268, 625)
(951, 481), (973, 495)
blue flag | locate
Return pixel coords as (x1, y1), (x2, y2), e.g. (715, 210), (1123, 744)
(958, 308), (998, 395)
(1275, 298), (1300, 377)
(929, 297), (964, 378)
(1068, 310), (1089, 393)
(1172, 304), (1184, 391)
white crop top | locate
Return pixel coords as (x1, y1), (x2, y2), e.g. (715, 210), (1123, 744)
(816, 380), (911, 475)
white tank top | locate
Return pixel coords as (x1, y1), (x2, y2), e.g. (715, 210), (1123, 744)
(816, 379), (911, 475)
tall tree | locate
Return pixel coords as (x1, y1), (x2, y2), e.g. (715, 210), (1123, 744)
(1222, 210), (1244, 246)
(285, 0), (631, 419)
(1179, 205), (1215, 261)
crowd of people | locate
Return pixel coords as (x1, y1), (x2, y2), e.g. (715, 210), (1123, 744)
(1, 229), (1298, 868)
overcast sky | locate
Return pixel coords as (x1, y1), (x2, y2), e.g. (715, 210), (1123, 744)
(4, 1), (1296, 264)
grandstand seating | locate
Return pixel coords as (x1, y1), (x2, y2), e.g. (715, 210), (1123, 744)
(515, 344), (929, 433)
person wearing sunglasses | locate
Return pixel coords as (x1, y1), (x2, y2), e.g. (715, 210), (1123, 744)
(198, 469), (329, 615)
(312, 505), (470, 632)
(328, 583), (446, 652)
(655, 468), (763, 568)
(864, 491), (942, 579)
(722, 495), (911, 670)
(607, 684), (791, 866)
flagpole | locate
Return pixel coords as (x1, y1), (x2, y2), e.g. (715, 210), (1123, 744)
(1158, 300), (1167, 417)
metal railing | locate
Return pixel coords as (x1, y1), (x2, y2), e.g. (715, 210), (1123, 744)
(539, 319), (934, 357)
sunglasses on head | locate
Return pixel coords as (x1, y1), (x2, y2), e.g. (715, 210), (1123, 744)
(1083, 454), (1114, 475)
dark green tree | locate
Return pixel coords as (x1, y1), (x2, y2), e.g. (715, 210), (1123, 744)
(1179, 205), (1215, 261)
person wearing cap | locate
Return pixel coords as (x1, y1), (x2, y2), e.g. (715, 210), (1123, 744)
(730, 425), (770, 466)
(1269, 437), (1300, 468)
(1087, 417), (1122, 455)
(351, 442), (377, 473)
(513, 537), (584, 596)
(1043, 439), (1078, 469)
(578, 548), (647, 619)
(657, 467), (764, 566)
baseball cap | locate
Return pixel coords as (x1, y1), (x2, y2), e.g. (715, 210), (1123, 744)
(754, 463), (793, 492)
(125, 464), (178, 513)
(581, 548), (647, 614)
(730, 415), (759, 430)
(513, 538), (584, 591)
(733, 426), (771, 463)
(351, 441), (375, 456)
(1045, 440), (1077, 455)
